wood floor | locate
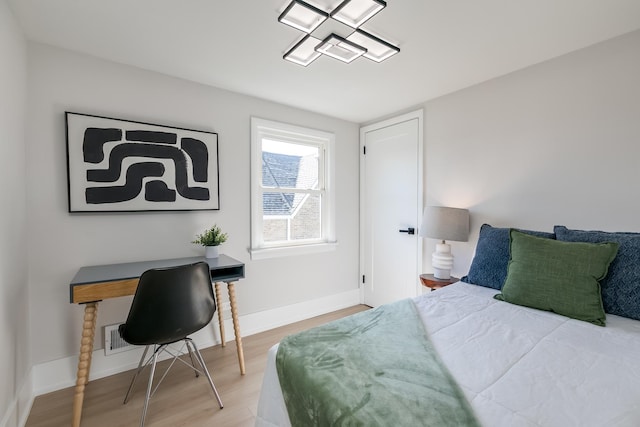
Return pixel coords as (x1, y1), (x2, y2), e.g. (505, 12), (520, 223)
(25, 305), (369, 427)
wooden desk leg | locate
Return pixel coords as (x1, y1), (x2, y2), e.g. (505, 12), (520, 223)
(85, 303), (98, 381)
(72, 302), (98, 427)
(214, 282), (226, 347)
(227, 282), (245, 375)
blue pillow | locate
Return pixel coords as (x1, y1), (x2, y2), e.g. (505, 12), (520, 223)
(554, 226), (640, 321)
(461, 224), (555, 289)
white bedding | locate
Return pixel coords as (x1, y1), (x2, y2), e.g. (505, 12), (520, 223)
(255, 282), (640, 426)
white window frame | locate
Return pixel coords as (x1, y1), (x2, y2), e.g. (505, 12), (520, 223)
(250, 117), (337, 260)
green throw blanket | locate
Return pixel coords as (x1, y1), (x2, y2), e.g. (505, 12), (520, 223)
(276, 299), (480, 426)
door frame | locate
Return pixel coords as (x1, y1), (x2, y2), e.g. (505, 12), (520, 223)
(359, 109), (424, 304)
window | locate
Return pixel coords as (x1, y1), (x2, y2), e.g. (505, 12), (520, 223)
(250, 118), (336, 259)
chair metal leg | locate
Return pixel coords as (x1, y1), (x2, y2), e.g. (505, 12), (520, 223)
(188, 339), (223, 409)
(186, 341), (200, 377)
(124, 345), (150, 404)
(125, 340), (222, 426)
(140, 347), (160, 427)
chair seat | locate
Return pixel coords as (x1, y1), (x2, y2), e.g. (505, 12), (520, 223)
(119, 323), (200, 346)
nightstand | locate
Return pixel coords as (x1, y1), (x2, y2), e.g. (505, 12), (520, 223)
(420, 274), (459, 291)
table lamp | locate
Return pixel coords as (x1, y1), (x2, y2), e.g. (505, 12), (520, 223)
(419, 206), (469, 279)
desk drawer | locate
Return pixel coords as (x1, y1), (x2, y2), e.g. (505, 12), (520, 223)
(71, 278), (139, 303)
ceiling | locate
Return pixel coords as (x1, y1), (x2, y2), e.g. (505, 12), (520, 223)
(8, 0), (640, 123)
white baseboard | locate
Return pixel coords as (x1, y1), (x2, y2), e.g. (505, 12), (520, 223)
(0, 369), (33, 427)
(31, 288), (360, 397)
(239, 288), (360, 336)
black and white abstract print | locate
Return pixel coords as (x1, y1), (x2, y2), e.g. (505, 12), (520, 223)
(65, 112), (219, 212)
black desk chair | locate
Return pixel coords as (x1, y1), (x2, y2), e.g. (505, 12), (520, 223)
(119, 262), (223, 427)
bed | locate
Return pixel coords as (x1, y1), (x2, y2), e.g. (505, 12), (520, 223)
(255, 225), (640, 426)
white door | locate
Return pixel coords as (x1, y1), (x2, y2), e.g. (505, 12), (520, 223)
(361, 110), (423, 307)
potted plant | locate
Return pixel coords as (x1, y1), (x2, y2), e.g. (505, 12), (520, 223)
(192, 224), (228, 258)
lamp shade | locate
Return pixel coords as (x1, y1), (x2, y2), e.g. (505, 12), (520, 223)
(420, 206), (469, 242)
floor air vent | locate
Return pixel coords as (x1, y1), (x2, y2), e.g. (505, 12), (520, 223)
(104, 323), (135, 356)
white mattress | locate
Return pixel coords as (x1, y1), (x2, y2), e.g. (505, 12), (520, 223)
(255, 282), (640, 426)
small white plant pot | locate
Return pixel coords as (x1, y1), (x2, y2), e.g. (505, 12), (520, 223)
(205, 245), (220, 258)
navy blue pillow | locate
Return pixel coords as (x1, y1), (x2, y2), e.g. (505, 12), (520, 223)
(461, 224), (555, 289)
(554, 225), (640, 321)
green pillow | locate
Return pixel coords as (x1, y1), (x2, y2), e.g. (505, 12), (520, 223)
(495, 229), (618, 326)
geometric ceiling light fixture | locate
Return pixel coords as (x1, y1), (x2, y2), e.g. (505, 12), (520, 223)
(346, 28), (399, 62)
(315, 33), (367, 63)
(330, 0), (386, 28)
(283, 35), (324, 66)
(278, 0), (399, 66)
(278, 0), (329, 33)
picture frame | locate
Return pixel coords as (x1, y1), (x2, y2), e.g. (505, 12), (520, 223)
(65, 112), (220, 212)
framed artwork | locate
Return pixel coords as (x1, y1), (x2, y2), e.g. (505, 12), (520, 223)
(65, 112), (220, 212)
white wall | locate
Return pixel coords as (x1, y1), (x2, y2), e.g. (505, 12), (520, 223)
(25, 43), (360, 379)
(0, 2), (29, 427)
(423, 30), (640, 278)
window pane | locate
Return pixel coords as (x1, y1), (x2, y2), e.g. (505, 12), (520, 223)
(263, 192), (321, 243)
(262, 140), (319, 190)
(263, 191), (296, 217)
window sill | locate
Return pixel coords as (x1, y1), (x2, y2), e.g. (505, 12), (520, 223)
(249, 241), (338, 260)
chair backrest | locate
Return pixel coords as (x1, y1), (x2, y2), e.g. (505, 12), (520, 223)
(120, 262), (216, 346)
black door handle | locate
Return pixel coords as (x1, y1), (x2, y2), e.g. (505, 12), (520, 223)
(399, 227), (415, 235)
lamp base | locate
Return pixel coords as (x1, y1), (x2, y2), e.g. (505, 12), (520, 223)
(432, 242), (454, 281)
(433, 268), (451, 280)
